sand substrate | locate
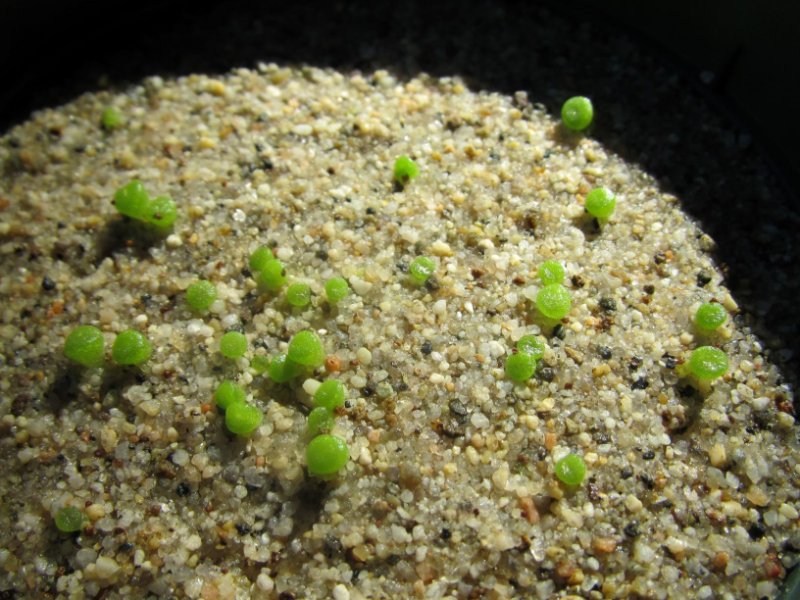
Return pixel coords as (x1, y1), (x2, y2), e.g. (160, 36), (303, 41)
(0, 65), (798, 599)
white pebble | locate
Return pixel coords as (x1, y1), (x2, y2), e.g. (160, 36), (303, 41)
(708, 443), (727, 468)
(624, 494), (643, 513)
(139, 400), (161, 417)
(780, 503), (799, 520)
(185, 534), (202, 551)
(697, 585), (713, 599)
(470, 412), (490, 429)
(332, 584), (350, 600)
(751, 396), (771, 411)
(94, 556), (120, 579)
(430, 240), (453, 256)
(221, 313), (240, 329)
(303, 378), (322, 396)
(356, 347), (372, 365)
(256, 572), (274, 592)
(633, 541), (655, 563)
(165, 234), (183, 248)
(349, 276), (372, 295)
(171, 449), (189, 466)
(75, 548), (98, 569)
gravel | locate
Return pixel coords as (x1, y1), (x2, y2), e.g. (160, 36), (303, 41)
(0, 64), (798, 599)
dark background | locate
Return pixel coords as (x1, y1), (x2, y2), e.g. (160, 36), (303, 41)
(1, 0), (799, 391)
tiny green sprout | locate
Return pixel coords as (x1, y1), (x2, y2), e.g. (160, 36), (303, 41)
(114, 180), (150, 221)
(695, 302), (727, 332)
(186, 280), (217, 313)
(54, 506), (85, 533)
(555, 453), (586, 486)
(214, 380), (246, 409)
(146, 196), (177, 229)
(64, 325), (105, 367)
(220, 331), (247, 359)
(585, 187), (616, 220)
(393, 155), (419, 186)
(561, 96), (594, 131)
(536, 284), (572, 320)
(517, 335), (546, 360)
(249, 246), (274, 273)
(538, 260), (565, 285)
(250, 355), (270, 374)
(225, 402), (262, 436)
(313, 379), (346, 410)
(325, 277), (350, 304)
(268, 353), (302, 383)
(101, 106), (123, 130)
(306, 434), (349, 478)
(286, 283), (311, 307)
(257, 259), (287, 292)
(307, 406), (334, 436)
(505, 352), (537, 382)
(287, 330), (325, 368)
(408, 256), (435, 285)
(688, 346), (729, 380)
(111, 330), (152, 366)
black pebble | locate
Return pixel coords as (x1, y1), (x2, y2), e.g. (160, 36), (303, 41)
(425, 276), (440, 291)
(598, 346), (613, 360)
(235, 523), (251, 535)
(643, 284), (655, 295)
(449, 399), (468, 420)
(176, 482), (191, 497)
(421, 340), (433, 355)
(599, 297), (617, 312)
(748, 522), (766, 540)
(620, 467), (634, 479)
(632, 377), (649, 390)
(440, 528), (452, 540)
(696, 272), (712, 287)
(642, 449), (656, 460)
(624, 521), (640, 538)
(323, 536), (343, 559)
(538, 366), (555, 382)
(41, 276), (56, 291)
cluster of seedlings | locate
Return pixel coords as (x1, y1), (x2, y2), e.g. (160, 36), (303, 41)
(57, 97), (732, 528)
